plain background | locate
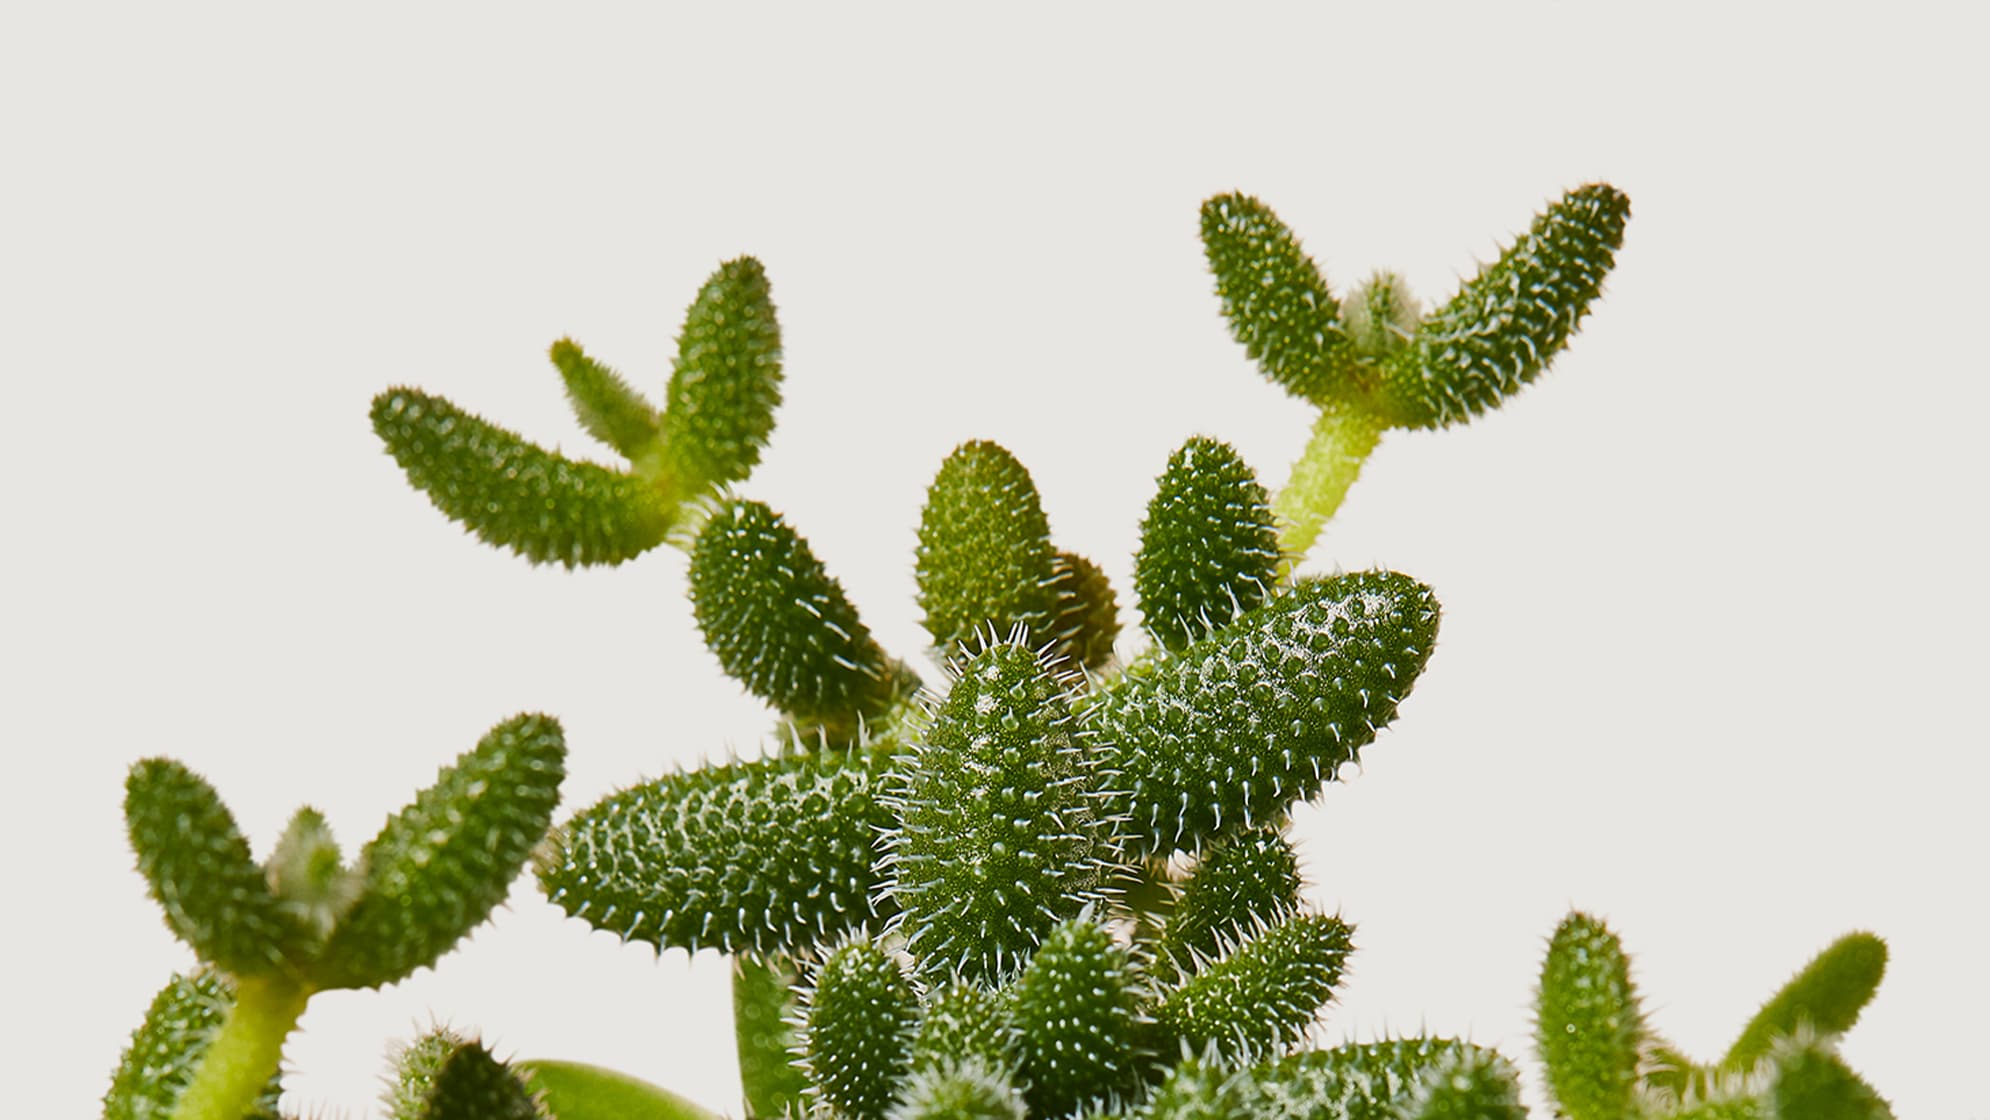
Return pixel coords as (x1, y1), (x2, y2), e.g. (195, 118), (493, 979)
(4, 4), (1985, 1116)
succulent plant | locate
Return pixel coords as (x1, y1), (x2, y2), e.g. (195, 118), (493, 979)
(107, 181), (1901, 1119)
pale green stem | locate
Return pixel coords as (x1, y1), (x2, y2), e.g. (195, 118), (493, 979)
(170, 974), (311, 1120)
(1273, 402), (1384, 579)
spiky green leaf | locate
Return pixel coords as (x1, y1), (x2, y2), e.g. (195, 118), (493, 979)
(1155, 911), (1351, 1062)
(888, 641), (1118, 983)
(103, 971), (284, 1120)
(264, 806), (360, 958)
(911, 982), (1016, 1074)
(889, 1060), (1027, 1120)
(1404, 1048), (1526, 1120)
(1138, 1055), (1252, 1120)
(371, 387), (673, 567)
(550, 337), (663, 461)
(914, 441), (1057, 653)
(1049, 550), (1122, 672)
(1248, 1037), (1479, 1120)
(1721, 931), (1887, 1075)
(734, 955), (810, 1120)
(312, 714), (566, 990)
(1766, 1036), (1894, 1120)
(1535, 912), (1645, 1120)
(661, 256), (784, 493)
(1087, 571), (1439, 856)
(1160, 826), (1301, 972)
(1200, 193), (1354, 406)
(1007, 917), (1145, 1116)
(1135, 437), (1279, 653)
(540, 740), (895, 956)
(804, 939), (919, 1120)
(1372, 184), (1629, 429)
(690, 499), (914, 736)
(124, 759), (289, 977)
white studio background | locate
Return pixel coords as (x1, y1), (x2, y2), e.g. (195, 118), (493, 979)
(4, 5), (1985, 1117)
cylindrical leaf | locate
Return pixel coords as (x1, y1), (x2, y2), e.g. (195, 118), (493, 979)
(550, 337), (663, 461)
(312, 714), (566, 990)
(124, 758), (289, 977)
(661, 256), (784, 493)
(734, 955), (810, 1120)
(1160, 826), (1301, 971)
(1535, 912), (1645, 1120)
(1007, 917), (1145, 1116)
(1373, 184), (1630, 429)
(889, 1060), (1025, 1120)
(103, 971), (284, 1120)
(1405, 1048), (1527, 1120)
(911, 982), (1015, 1075)
(804, 939), (919, 1120)
(1087, 571), (1440, 857)
(539, 743), (895, 956)
(691, 499), (913, 735)
(1249, 1038), (1480, 1119)
(1767, 1036), (1895, 1120)
(914, 441), (1057, 653)
(372, 387), (673, 567)
(1154, 911), (1352, 1061)
(1139, 1056), (1252, 1120)
(1721, 932), (1887, 1074)
(1135, 437), (1279, 653)
(887, 641), (1118, 983)
(1199, 192), (1355, 406)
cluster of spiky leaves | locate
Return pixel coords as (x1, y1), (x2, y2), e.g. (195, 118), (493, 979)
(1201, 183), (1630, 431)
(111, 716), (566, 1118)
(372, 257), (782, 567)
(113, 182), (1905, 1119)
(1532, 912), (1894, 1120)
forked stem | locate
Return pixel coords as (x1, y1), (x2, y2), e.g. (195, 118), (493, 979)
(170, 973), (311, 1120)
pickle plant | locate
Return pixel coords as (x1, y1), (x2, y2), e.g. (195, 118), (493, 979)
(108, 183), (1899, 1119)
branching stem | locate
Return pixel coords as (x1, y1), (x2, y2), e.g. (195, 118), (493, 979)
(1274, 402), (1384, 577)
(170, 973), (310, 1120)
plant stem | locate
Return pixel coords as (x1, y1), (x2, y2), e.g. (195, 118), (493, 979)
(1274, 402), (1384, 578)
(170, 973), (310, 1120)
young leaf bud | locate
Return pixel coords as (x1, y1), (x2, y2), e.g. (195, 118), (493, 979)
(1134, 437), (1279, 653)
(911, 982), (1016, 1075)
(549, 337), (663, 461)
(915, 441), (1057, 654)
